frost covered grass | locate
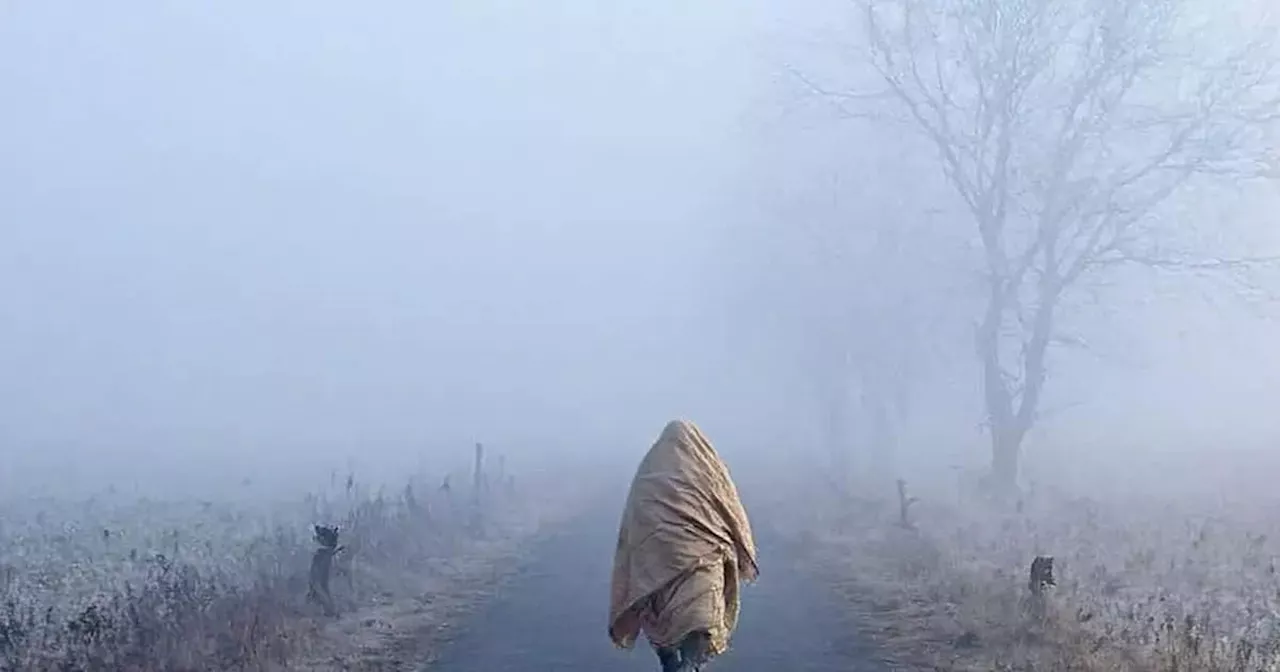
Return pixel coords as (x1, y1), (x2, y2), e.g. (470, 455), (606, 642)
(0, 465), (545, 672)
(788, 455), (1280, 671)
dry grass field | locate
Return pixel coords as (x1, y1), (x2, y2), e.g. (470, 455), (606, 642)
(0, 461), (581, 672)
(782, 450), (1280, 671)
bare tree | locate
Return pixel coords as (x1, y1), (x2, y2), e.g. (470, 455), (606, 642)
(740, 98), (973, 490)
(805, 0), (1279, 493)
(792, 169), (969, 490)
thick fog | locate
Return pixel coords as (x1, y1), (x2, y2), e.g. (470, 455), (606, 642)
(7, 5), (1280, 671)
(732, 0), (1280, 498)
(0, 1), (775, 496)
(2, 0), (1278, 501)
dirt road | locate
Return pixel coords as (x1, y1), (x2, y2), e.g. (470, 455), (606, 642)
(425, 505), (884, 671)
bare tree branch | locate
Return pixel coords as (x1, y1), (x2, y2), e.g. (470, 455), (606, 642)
(811, 0), (1280, 490)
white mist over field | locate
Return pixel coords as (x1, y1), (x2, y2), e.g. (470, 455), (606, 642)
(0, 2), (782, 498)
(3, 1), (1280, 670)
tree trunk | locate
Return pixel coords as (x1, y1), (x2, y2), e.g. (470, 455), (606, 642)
(865, 391), (897, 485)
(976, 272), (1035, 497)
(978, 279), (1019, 494)
(984, 269), (1058, 496)
(824, 384), (852, 494)
(472, 442), (486, 508)
(990, 425), (1022, 495)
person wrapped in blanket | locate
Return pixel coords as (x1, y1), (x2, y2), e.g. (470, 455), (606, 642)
(608, 420), (759, 672)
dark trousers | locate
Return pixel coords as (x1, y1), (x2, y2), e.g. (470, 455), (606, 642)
(655, 630), (711, 672)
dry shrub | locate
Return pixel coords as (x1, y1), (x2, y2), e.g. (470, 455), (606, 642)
(787, 473), (1280, 672)
(0, 467), (543, 672)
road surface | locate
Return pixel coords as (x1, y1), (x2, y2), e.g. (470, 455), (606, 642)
(426, 505), (884, 671)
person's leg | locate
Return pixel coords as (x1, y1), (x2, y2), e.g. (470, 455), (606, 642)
(655, 645), (681, 672)
(678, 630), (712, 670)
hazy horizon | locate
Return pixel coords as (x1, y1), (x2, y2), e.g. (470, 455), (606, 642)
(2, 0), (1279, 499)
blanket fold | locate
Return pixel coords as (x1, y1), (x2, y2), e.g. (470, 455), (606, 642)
(608, 419), (758, 656)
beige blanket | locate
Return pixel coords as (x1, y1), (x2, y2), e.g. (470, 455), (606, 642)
(608, 420), (759, 655)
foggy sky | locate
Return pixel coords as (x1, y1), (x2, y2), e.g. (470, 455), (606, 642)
(0, 1), (772, 493)
(734, 0), (1280, 479)
(2, 0), (1278, 498)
